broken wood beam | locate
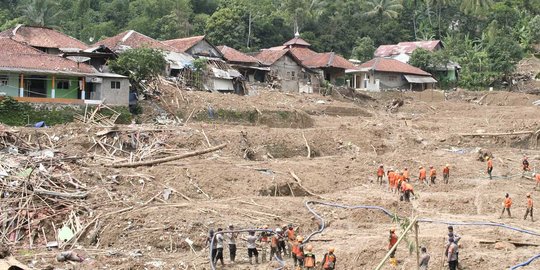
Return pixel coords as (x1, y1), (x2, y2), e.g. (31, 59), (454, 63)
(289, 171), (326, 200)
(107, 143), (227, 168)
(459, 131), (533, 136)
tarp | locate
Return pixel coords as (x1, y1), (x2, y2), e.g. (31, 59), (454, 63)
(404, 74), (437, 83)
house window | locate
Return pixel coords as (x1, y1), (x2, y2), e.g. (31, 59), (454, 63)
(0, 75), (8, 86)
(291, 71), (296, 80)
(111, 81), (121, 89)
(56, 80), (70, 89)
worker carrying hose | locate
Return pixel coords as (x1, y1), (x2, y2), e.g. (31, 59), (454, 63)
(486, 157), (493, 180)
(291, 236), (304, 268)
(418, 166), (427, 185)
(376, 164), (385, 184)
(429, 165), (436, 185)
(259, 225), (270, 262)
(287, 224), (296, 258)
(500, 193), (512, 218)
(524, 193), (534, 221)
(388, 229), (398, 266)
(246, 230), (259, 264)
(443, 164), (450, 184)
(446, 237), (458, 270)
(271, 228), (281, 260)
(303, 244), (316, 270)
(401, 181), (415, 202)
(322, 247), (337, 270)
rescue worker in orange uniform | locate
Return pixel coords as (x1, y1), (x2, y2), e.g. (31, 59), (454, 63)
(403, 167), (410, 182)
(388, 169), (396, 193)
(486, 157), (493, 180)
(443, 164), (450, 184)
(303, 244), (316, 270)
(500, 193), (512, 218)
(524, 193), (534, 221)
(401, 181), (415, 202)
(377, 164), (385, 185)
(535, 173), (540, 190)
(286, 224), (296, 258)
(418, 166), (427, 185)
(388, 229), (398, 266)
(397, 172), (405, 192)
(322, 247), (337, 270)
(429, 165), (437, 185)
(270, 228), (281, 260)
(291, 236), (304, 268)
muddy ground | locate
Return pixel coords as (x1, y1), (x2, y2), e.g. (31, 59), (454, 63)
(2, 87), (540, 270)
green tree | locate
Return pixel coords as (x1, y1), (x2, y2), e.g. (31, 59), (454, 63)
(109, 48), (167, 90)
(485, 34), (523, 79)
(530, 15), (540, 43)
(205, 7), (245, 48)
(20, 0), (60, 27)
(364, 0), (403, 19)
(460, 0), (492, 15)
(351, 37), (375, 62)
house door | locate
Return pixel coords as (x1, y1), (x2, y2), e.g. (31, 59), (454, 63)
(25, 76), (47, 97)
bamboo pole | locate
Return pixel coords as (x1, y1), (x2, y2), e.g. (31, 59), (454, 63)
(415, 222), (420, 270)
(374, 217), (418, 270)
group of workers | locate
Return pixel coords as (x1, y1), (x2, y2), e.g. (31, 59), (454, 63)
(206, 224), (337, 269)
(388, 226), (461, 270)
(376, 164), (451, 202)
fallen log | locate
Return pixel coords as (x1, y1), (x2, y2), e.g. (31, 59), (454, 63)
(459, 131), (533, 136)
(34, 189), (88, 199)
(289, 171), (327, 200)
(107, 143), (227, 168)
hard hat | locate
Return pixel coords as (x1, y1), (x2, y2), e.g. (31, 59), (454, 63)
(533, 173), (536, 178)
(262, 225), (269, 229)
(228, 224), (234, 228)
(328, 247), (335, 253)
(305, 244), (313, 251)
(380, 164), (384, 167)
(429, 165), (433, 168)
(404, 167), (408, 170)
(419, 166), (423, 169)
(297, 236), (304, 242)
(486, 157), (490, 160)
(390, 228), (396, 233)
(446, 164), (449, 167)
(527, 193), (531, 197)
(276, 228), (282, 232)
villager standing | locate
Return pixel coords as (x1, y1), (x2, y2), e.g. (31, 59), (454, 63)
(226, 224), (237, 263)
(259, 225), (270, 262)
(246, 230), (259, 264)
(522, 156), (530, 176)
(446, 238), (458, 270)
(524, 193), (534, 221)
(500, 193), (512, 218)
(215, 228), (225, 266)
(206, 229), (218, 265)
(419, 247), (430, 270)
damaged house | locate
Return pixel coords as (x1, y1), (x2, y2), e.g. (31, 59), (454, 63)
(217, 45), (269, 83)
(254, 49), (319, 93)
(0, 37), (129, 105)
(164, 36), (245, 94)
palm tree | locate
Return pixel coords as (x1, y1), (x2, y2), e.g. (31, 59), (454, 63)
(460, 0), (493, 15)
(364, 0), (404, 19)
(21, 0), (60, 27)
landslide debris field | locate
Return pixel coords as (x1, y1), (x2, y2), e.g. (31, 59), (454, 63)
(2, 88), (540, 270)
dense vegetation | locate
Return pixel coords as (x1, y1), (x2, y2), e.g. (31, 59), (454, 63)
(1, 0), (539, 88)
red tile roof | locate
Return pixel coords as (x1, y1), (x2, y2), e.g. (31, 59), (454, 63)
(0, 25), (88, 50)
(163, 36), (205, 53)
(0, 37), (43, 55)
(283, 36), (311, 47)
(254, 49), (290, 66)
(217, 45), (259, 64)
(0, 37), (95, 74)
(359, 58), (431, 76)
(289, 47), (318, 61)
(302, 52), (358, 70)
(94, 30), (175, 52)
(374, 40), (442, 57)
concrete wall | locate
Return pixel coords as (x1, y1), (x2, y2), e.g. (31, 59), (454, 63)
(98, 77), (130, 106)
(374, 72), (407, 89)
(46, 77), (79, 99)
(271, 55), (304, 92)
(0, 73), (20, 97)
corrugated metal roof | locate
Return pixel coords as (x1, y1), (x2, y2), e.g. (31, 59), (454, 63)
(404, 74), (437, 83)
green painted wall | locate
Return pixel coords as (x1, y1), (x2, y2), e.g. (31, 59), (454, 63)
(0, 73), (20, 97)
(46, 77), (79, 99)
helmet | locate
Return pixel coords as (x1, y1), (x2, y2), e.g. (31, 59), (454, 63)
(262, 225), (269, 229)
(305, 244), (313, 251)
(533, 173), (536, 178)
(419, 166), (423, 169)
(380, 164), (384, 167)
(429, 165), (433, 168)
(404, 167), (408, 170)
(328, 247), (335, 253)
(527, 193), (531, 197)
(297, 236), (304, 242)
(228, 224), (234, 228)
(446, 164), (449, 167)
(276, 228), (282, 232)
(390, 228), (396, 233)
(486, 156), (490, 160)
